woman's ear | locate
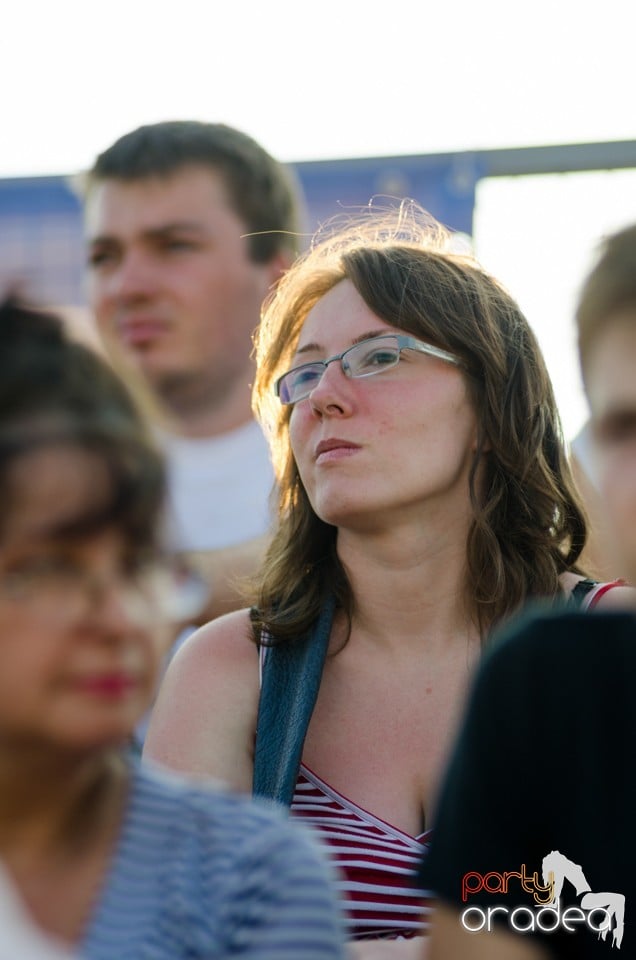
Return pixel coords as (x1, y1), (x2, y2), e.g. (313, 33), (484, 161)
(473, 426), (492, 455)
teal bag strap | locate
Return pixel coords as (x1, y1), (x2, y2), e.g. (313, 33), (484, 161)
(570, 578), (600, 607)
(252, 593), (335, 808)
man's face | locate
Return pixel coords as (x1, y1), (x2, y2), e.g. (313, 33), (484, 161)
(585, 310), (636, 583)
(85, 165), (284, 409)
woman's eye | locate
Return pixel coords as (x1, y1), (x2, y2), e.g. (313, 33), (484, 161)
(121, 554), (157, 583)
(14, 556), (75, 578)
(360, 349), (397, 370)
(2, 556), (77, 597)
(292, 367), (322, 387)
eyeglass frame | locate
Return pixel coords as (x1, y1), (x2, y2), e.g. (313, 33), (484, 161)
(0, 553), (207, 627)
(274, 333), (464, 405)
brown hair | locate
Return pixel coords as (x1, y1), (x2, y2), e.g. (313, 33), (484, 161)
(83, 120), (306, 263)
(252, 203), (586, 644)
(0, 294), (166, 551)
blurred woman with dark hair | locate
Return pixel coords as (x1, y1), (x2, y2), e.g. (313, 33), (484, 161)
(0, 295), (345, 959)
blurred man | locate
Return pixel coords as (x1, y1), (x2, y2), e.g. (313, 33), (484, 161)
(422, 223), (636, 959)
(82, 121), (306, 620)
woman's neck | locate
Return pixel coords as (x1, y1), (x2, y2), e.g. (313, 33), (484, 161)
(0, 744), (127, 862)
(336, 517), (477, 651)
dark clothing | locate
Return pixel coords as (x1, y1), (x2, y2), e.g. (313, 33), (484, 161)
(419, 605), (636, 958)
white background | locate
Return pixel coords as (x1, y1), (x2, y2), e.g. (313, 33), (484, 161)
(3, 0), (636, 439)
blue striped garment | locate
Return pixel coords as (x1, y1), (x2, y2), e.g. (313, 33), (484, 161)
(80, 761), (346, 959)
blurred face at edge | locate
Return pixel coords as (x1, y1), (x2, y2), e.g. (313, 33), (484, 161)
(585, 308), (636, 586)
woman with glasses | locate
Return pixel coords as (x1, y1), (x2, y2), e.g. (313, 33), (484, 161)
(144, 203), (630, 958)
(0, 295), (345, 959)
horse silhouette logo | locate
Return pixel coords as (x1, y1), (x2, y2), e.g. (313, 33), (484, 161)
(542, 851), (625, 949)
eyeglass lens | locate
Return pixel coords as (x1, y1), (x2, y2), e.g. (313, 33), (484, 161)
(278, 336), (401, 404)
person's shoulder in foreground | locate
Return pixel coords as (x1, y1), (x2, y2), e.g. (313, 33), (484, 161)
(421, 602), (636, 959)
(83, 759), (346, 960)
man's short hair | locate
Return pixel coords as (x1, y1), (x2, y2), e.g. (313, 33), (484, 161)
(84, 120), (306, 263)
(577, 223), (636, 377)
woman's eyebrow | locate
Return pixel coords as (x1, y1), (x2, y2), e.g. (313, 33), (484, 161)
(295, 330), (393, 357)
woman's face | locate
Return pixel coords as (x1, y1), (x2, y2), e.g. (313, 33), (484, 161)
(288, 280), (480, 535)
(0, 444), (166, 752)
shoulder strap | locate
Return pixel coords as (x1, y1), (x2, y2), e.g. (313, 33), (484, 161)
(570, 578), (600, 607)
(252, 594), (335, 808)
(572, 577), (626, 610)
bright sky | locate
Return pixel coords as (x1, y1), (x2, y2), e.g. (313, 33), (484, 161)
(474, 169), (636, 443)
(3, 0), (636, 440)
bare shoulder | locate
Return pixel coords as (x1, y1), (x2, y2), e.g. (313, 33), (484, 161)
(171, 607), (259, 675)
(592, 583), (636, 611)
(558, 571), (584, 596)
(143, 607), (260, 791)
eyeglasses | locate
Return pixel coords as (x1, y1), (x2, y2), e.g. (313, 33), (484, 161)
(275, 334), (463, 405)
(0, 554), (207, 627)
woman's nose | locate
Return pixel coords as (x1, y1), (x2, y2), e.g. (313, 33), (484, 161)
(85, 574), (152, 632)
(308, 361), (353, 416)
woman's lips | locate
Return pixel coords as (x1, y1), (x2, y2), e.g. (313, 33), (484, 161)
(74, 674), (139, 697)
(315, 439), (360, 463)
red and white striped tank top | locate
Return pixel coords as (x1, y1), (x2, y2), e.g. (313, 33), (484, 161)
(257, 642), (435, 938)
(578, 579), (625, 609)
(291, 763), (435, 940)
